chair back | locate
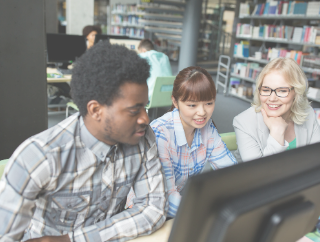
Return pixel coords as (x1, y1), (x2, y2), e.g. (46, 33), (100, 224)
(0, 159), (9, 179)
(220, 132), (238, 151)
(146, 76), (175, 109)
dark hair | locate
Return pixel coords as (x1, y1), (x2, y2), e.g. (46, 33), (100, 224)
(70, 41), (150, 116)
(170, 66), (216, 111)
(82, 25), (102, 37)
(138, 39), (154, 51)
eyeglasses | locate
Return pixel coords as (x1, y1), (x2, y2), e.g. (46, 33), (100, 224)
(259, 86), (294, 98)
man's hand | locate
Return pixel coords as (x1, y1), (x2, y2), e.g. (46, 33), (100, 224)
(26, 234), (70, 242)
(261, 108), (288, 146)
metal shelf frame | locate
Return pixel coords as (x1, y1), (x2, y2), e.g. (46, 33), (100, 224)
(139, 19), (183, 28)
(230, 73), (256, 83)
(154, 33), (181, 41)
(142, 13), (183, 21)
(137, 5), (184, 15)
(145, 26), (182, 35)
(111, 23), (144, 28)
(236, 35), (320, 47)
(234, 56), (320, 75)
(229, 93), (253, 103)
(240, 15), (320, 20)
(150, 0), (186, 8)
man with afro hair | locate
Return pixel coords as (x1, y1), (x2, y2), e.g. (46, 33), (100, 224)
(0, 41), (168, 242)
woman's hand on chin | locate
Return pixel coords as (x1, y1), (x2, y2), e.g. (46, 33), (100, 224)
(261, 108), (288, 146)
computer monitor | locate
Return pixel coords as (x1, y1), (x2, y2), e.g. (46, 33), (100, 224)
(109, 38), (141, 53)
(94, 34), (129, 44)
(168, 143), (320, 242)
(46, 33), (86, 63)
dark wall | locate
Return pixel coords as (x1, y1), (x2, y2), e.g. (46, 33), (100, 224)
(0, 0), (47, 159)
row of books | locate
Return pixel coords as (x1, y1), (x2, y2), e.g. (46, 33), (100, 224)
(265, 48), (306, 65)
(232, 62), (263, 80)
(112, 4), (140, 14)
(236, 24), (320, 44)
(236, 45), (320, 71)
(111, 15), (141, 25)
(251, 1), (320, 16)
(110, 27), (144, 38)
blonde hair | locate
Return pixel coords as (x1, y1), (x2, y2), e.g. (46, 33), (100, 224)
(252, 57), (310, 125)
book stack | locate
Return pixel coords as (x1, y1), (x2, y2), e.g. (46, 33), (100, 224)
(230, 78), (254, 99)
(236, 23), (252, 37)
(112, 4), (140, 13)
(112, 15), (140, 25)
(266, 48), (308, 65)
(111, 26), (144, 38)
(234, 41), (250, 58)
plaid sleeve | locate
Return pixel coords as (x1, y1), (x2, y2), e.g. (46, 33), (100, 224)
(153, 124), (181, 218)
(207, 123), (237, 170)
(70, 126), (168, 242)
(0, 139), (51, 241)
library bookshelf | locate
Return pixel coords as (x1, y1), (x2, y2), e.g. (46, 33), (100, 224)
(230, 0), (320, 104)
(109, 0), (185, 61)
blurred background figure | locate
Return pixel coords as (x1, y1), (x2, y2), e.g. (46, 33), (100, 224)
(138, 39), (172, 100)
(82, 25), (102, 49)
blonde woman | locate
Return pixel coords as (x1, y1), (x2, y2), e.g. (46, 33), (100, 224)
(233, 57), (320, 162)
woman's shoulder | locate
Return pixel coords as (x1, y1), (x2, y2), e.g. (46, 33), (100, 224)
(150, 111), (173, 132)
(233, 107), (260, 129)
(234, 107), (258, 121)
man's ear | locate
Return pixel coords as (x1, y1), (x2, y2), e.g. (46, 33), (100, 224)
(171, 96), (178, 109)
(87, 100), (103, 121)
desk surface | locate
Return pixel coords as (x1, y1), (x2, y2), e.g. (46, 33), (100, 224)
(47, 75), (71, 83)
(127, 219), (173, 242)
(47, 68), (71, 83)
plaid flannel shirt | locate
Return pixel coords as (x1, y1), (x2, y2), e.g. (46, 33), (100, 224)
(150, 108), (237, 217)
(0, 113), (168, 242)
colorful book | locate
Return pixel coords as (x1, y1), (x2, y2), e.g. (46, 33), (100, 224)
(260, 3), (265, 15)
(292, 27), (303, 42)
(241, 41), (250, 57)
(263, 2), (270, 15)
(293, 2), (307, 15)
(268, 1), (278, 15)
(282, 2), (289, 15)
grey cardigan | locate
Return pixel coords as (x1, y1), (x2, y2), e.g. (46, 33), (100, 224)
(233, 107), (320, 162)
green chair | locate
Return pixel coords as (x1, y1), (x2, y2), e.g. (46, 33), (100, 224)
(220, 132), (237, 151)
(305, 230), (320, 242)
(146, 76), (175, 120)
(0, 159), (9, 179)
(66, 101), (79, 118)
